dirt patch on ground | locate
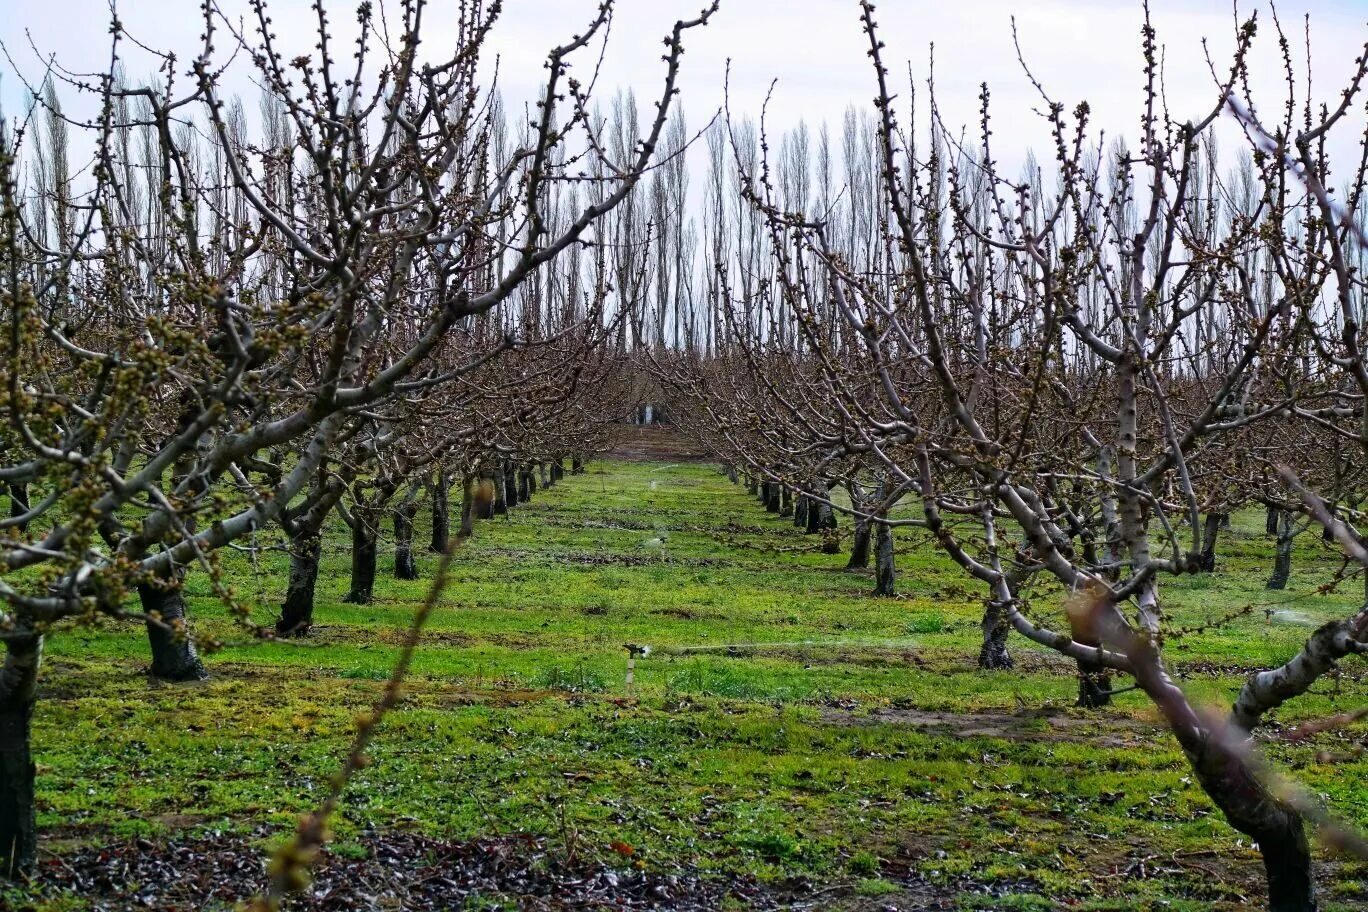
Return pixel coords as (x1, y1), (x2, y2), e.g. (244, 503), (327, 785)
(17, 829), (1030, 911)
(822, 704), (1159, 748)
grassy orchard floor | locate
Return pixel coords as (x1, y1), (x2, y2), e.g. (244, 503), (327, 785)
(16, 459), (1368, 910)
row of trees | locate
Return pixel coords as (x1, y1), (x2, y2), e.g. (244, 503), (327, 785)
(651, 6), (1368, 911)
(0, 0), (718, 879)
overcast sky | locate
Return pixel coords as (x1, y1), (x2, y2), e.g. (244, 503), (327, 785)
(3, 1), (1366, 185)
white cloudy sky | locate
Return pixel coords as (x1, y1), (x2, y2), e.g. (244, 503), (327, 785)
(2, 1), (1366, 182)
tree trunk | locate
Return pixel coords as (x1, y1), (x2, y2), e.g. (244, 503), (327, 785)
(550, 459), (564, 484)
(847, 519), (871, 569)
(978, 598), (1013, 669)
(503, 461), (519, 510)
(1076, 647), (1111, 708)
(0, 635), (41, 880)
(1257, 831), (1317, 912)
(7, 483), (28, 533)
(344, 506), (380, 604)
(1199, 512), (1224, 572)
(393, 505), (419, 580)
(276, 529), (321, 637)
(459, 475), (476, 538)
(480, 471), (497, 520)
(780, 486), (793, 517)
(808, 492), (836, 535)
(725, 464), (738, 484)
(746, 476), (758, 497)
(794, 495), (808, 528)
(571, 456), (584, 475)
(430, 472), (450, 553)
(139, 568), (209, 681)
(872, 521), (895, 596)
(1266, 505), (1280, 536)
(1123, 635), (1319, 911)
(538, 462), (550, 489)
(1267, 509), (1294, 590)
(492, 468), (508, 515)
(765, 483), (781, 513)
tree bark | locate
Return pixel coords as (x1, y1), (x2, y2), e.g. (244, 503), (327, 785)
(873, 521), (895, 596)
(276, 529), (321, 637)
(393, 504), (419, 580)
(780, 486), (793, 517)
(765, 483), (781, 513)
(503, 461), (519, 510)
(492, 467), (508, 515)
(847, 520), (871, 569)
(808, 492), (836, 535)
(1199, 512), (1224, 572)
(550, 458), (565, 484)
(430, 471), (450, 553)
(538, 462), (550, 489)
(979, 598), (1013, 669)
(139, 567), (209, 681)
(794, 494), (808, 528)
(0, 635), (41, 880)
(1267, 509), (1294, 590)
(344, 505), (380, 604)
(572, 456), (584, 475)
(1231, 617), (1368, 731)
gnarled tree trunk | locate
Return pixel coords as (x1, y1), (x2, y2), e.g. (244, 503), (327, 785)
(780, 486), (793, 517)
(139, 566), (208, 681)
(794, 494), (808, 528)
(277, 529), (322, 637)
(979, 566), (1026, 670)
(979, 598), (1013, 669)
(344, 504), (380, 604)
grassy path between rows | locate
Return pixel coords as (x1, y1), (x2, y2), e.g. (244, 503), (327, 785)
(18, 460), (1368, 910)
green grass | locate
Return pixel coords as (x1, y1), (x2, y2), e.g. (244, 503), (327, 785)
(17, 459), (1368, 909)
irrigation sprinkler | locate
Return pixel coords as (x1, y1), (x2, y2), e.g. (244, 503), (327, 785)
(623, 643), (649, 692)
